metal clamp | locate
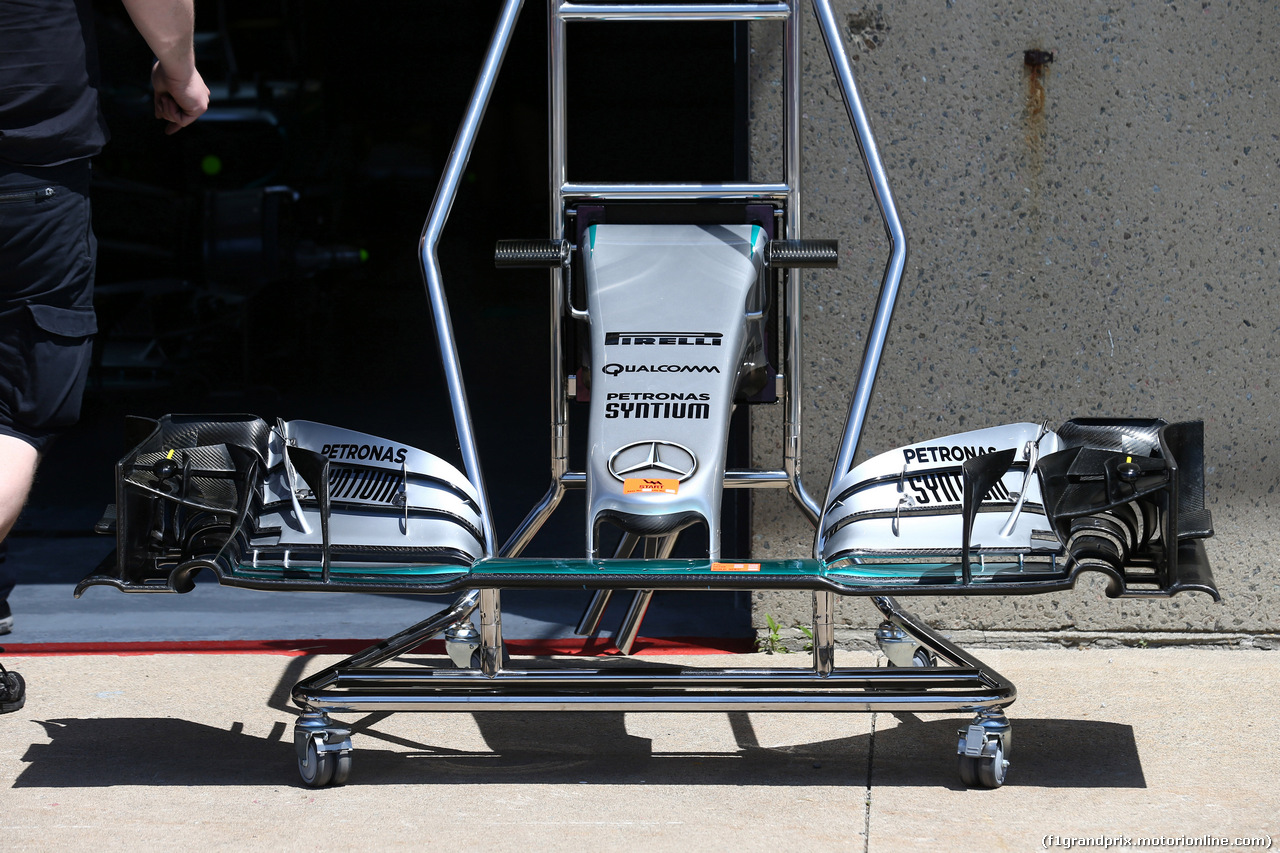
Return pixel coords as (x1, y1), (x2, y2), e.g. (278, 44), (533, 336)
(956, 709), (1012, 757)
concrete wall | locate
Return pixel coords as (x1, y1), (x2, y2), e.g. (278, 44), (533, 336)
(748, 0), (1278, 648)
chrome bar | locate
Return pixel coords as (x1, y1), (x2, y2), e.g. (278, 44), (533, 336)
(300, 597), (1017, 715)
(779, 1), (821, 526)
(811, 0), (908, 532)
(479, 588), (504, 676)
(559, 2), (791, 21)
(549, 0), (570, 481)
(812, 589), (835, 675)
(874, 595), (1014, 686)
(499, 482), (564, 557)
(562, 181), (790, 200)
(575, 589), (613, 636)
(550, 1), (568, 209)
(616, 591), (654, 655)
(419, 0), (526, 557)
(342, 589), (479, 671)
(723, 469), (791, 488)
(497, 0), (574, 564)
(782, 267), (821, 523)
(614, 535), (678, 654)
(292, 589), (480, 708)
(299, 690), (1011, 715)
(331, 667), (988, 687)
(575, 532), (640, 635)
(783, 3), (802, 221)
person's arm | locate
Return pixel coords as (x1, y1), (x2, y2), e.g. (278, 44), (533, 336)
(119, 0), (210, 134)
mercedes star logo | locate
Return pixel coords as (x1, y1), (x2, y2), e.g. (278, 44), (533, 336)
(607, 440), (698, 483)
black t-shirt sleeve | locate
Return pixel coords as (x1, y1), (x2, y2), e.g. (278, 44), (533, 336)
(0, 0), (109, 167)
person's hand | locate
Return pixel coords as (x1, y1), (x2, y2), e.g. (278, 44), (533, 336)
(151, 60), (210, 134)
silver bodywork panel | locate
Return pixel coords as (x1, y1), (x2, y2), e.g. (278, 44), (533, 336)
(582, 224), (767, 558)
(252, 420), (485, 567)
(821, 422), (1064, 560)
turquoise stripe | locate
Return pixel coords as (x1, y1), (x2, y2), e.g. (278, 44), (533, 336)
(227, 556), (1061, 586)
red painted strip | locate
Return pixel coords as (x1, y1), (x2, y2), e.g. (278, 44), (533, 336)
(0, 636), (755, 658)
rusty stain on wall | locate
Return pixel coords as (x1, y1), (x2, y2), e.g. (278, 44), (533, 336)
(1018, 50), (1049, 163)
(1023, 48), (1054, 204)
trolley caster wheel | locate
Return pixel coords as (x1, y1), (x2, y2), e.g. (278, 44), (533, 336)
(884, 647), (935, 668)
(298, 739), (352, 788)
(332, 750), (353, 786)
(295, 714), (353, 788)
(299, 738), (334, 787)
(958, 740), (1007, 789)
(875, 623), (934, 668)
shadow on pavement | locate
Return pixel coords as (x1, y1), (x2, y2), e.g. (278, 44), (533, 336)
(14, 712), (861, 788)
(873, 713), (1147, 789)
(11, 710), (1144, 790)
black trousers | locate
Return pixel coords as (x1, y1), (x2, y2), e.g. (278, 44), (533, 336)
(0, 158), (97, 451)
(0, 158), (97, 603)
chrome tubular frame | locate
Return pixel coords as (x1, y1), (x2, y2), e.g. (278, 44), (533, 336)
(502, 0), (908, 558)
(68, 0), (1215, 794)
(295, 593), (1014, 716)
(811, 0), (908, 547)
(417, 0), (528, 559)
(292, 1), (1015, 781)
(293, 589), (481, 707)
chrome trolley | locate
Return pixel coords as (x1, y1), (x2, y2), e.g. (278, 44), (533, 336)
(81, 0), (1217, 789)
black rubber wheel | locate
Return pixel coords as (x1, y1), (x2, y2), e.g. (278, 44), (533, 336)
(331, 751), (353, 786)
(299, 738), (335, 787)
(958, 740), (1007, 789)
(977, 740), (1007, 788)
(0, 669), (25, 714)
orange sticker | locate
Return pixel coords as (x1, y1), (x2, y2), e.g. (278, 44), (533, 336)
(711, 562), (761, 572)
(623, 478), (679, 495)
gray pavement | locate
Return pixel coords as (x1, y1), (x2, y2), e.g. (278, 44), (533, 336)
(1, 647), (1276, 852)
